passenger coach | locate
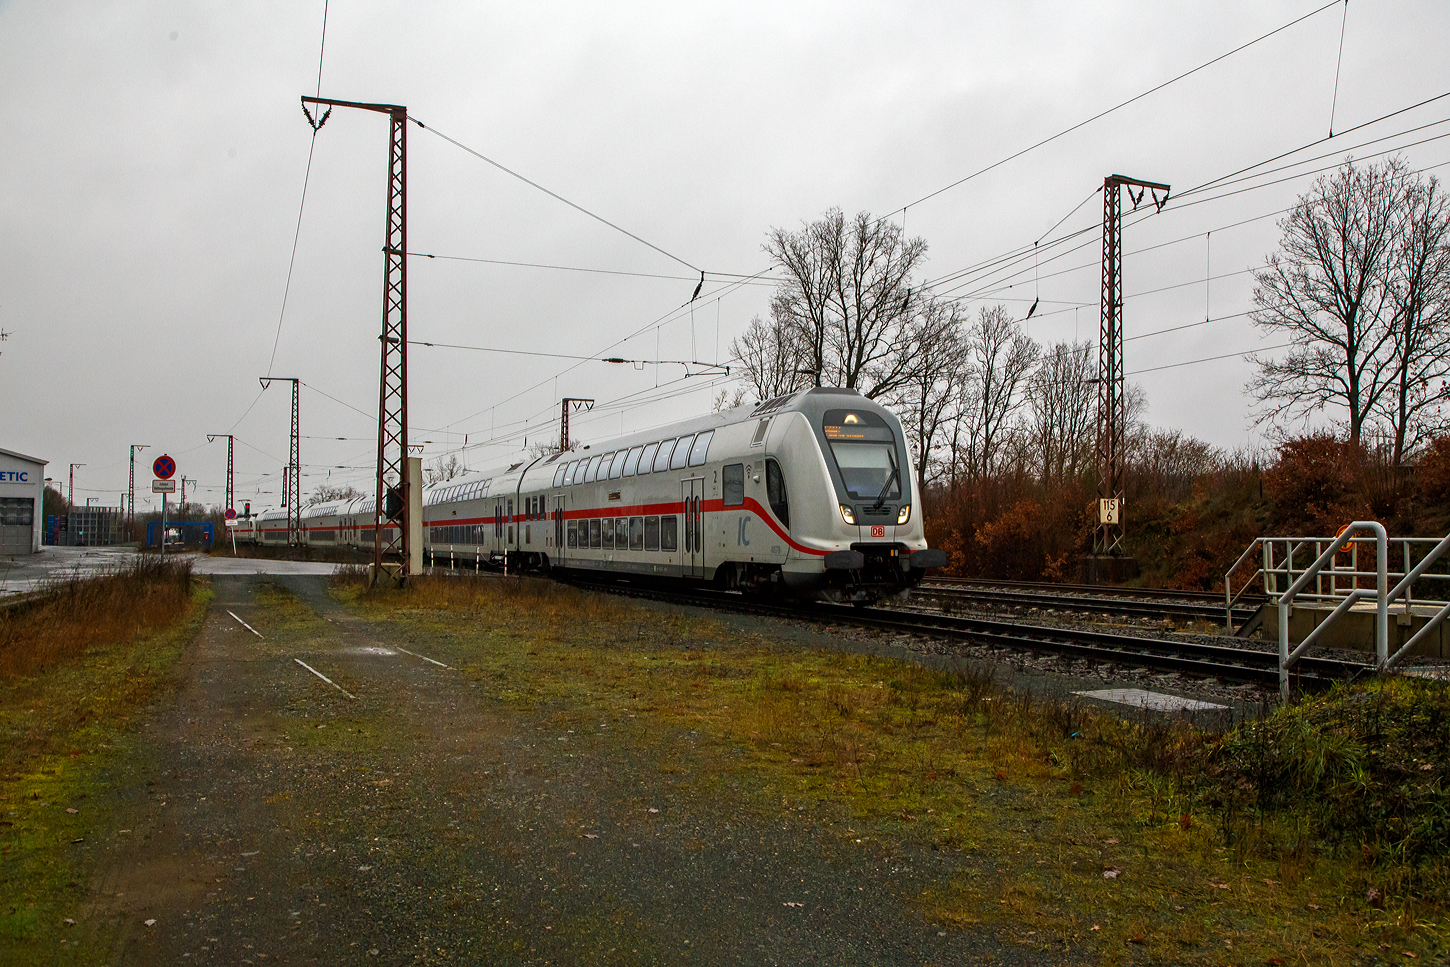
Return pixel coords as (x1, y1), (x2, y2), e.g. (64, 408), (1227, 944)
(423, 387), (946, 603)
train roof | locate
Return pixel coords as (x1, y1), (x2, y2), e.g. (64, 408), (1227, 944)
(552, 386), (873, 460)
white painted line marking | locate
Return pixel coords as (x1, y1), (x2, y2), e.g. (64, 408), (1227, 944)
(293, 658), (356, 699)
(392, 645), (451, 669)
(227, 611), (264, 639)
(1073, 688), (1227, 712)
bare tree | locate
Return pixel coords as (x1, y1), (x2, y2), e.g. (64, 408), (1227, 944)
(425, 453), (466, 487)
(730, 314), (807, 402)
(1025, 340), (1096, 485)
(1380, 172), (1450, 464)
(1248, 158), (1406, 445)
(712, 385), (749, 412)
(765, 208), (927, 398)
(952, 306), (1039, 481)
(888, 297), (967, 487)
(307, 483), (366, 507)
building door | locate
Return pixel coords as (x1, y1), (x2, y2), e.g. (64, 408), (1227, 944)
(0, 497), (34, 556)
(681, 478), (704, 579)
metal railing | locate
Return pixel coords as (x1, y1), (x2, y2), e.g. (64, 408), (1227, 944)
(1224, 525), (1450, 699)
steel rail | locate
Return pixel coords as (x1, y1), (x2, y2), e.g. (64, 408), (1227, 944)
(562, 576), (1366, 690)
(915, 584), (1260, 625)
(924, 575), (1258, 605)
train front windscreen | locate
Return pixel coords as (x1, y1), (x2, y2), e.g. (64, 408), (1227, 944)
(822, 409), (902, 502)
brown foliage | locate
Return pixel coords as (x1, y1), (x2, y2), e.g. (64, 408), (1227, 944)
(1264, 434), (1372, 534)
(1416, 435), (1450, 505)
(0, 558), (193, 679)
(973, 499), (1045, 581)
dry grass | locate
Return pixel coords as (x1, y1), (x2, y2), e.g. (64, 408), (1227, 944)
(334, 572), (1450, 963)
(0, 558), (194, 680)
(0, 565), (207, 958)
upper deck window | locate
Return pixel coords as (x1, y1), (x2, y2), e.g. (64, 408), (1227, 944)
(669, 435), (695, 471)
(639, 443), (658, 475)
(687, 430), (714, 467)
(623, 446), (645, 476)
(652, 440), (674, 473)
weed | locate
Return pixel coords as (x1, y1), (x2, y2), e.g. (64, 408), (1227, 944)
(0, 557), (193, 680)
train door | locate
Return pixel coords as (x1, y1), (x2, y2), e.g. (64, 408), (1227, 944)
(553, 494), (566, 563)
(681, 478), (704, 579)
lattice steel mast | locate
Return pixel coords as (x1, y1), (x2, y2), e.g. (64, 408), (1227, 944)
(128, 444), (148, 541)
(259, 377), (301, 546)
(207, 435), (235, 514)
(559, 398), (594, 452)
(1095, 174), (1169, 556)
(301, 95), (412, 585)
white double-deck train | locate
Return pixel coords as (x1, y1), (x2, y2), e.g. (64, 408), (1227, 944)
(235, 388), (947, 602)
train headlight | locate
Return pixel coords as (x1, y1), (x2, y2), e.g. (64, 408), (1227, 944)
(839, 504), (856, 525)
(897, 504), (911, 524)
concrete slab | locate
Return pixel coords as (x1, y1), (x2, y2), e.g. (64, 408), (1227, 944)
(189, 557), (341, 577)
(1073, 687), (1229, 712)
(1401, 666), (1450, 681)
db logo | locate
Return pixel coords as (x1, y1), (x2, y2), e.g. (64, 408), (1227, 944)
(870, 525), (886, 538)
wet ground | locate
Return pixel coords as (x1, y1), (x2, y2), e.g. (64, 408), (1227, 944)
(83, 573), (1047, 966)
(0, 547), (339, 597)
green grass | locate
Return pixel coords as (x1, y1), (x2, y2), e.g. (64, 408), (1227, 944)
(0, 580), (210, 964)
(333, 573), (1450, 964)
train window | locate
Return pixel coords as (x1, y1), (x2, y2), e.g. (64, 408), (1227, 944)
(687, 430), (714, 467)
(603, 517), (615, 549)
(723, 464), (745, 507)
(553, 466), (566, 488)
(652, 439), (674, 473)
(587, 454), (607, 482)
(609, 450), (628, 479)
(532, 496), (539, 520)
(639, 442), (658, 475)
(561, 460), (576, 485)
(751, 418), (771, 447)
(507, 498), (513, 524)
(644, 515), (660, 551)
(567, 520), (578, 548)
(589, 518), (602, 548)
(661, 515), (678, 551)
(615, 518), (629, 548)
(669, 435), (695, 470)
(630, 516), (644, 550)
(623, 446), (644, 476)
(766, 458), (790, 528)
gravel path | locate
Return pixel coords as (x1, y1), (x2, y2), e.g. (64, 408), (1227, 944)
(83, 574), (1054, 966)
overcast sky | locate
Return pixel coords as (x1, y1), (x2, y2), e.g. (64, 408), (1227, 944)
(3, 1), (1448, 509)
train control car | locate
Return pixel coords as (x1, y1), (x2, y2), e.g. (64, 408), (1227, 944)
(421, 387), (947, 603)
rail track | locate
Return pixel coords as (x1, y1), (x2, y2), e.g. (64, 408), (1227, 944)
(923, 575), (1248, 604)
(565, 576), (1366, 691)
(915, 582), (1265, 632)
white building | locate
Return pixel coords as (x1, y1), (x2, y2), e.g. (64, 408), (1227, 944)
(0, 447), (47, 556)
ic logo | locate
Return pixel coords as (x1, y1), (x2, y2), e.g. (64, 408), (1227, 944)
(870, 525), (886, 538)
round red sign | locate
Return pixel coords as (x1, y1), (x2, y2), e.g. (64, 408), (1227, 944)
(153, 454), (176, 480)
